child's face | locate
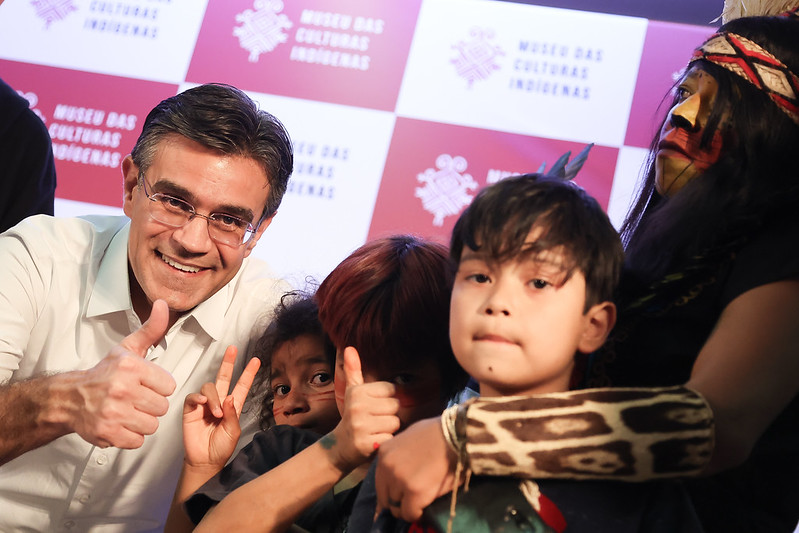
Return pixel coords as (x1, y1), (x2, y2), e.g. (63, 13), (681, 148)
(450, 227), (595, 397)
(270, 334), (340, 434)
(334, 350), (444, 431)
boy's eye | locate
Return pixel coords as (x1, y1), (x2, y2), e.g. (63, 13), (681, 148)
(274, 384), (290, 397)
(310, 372), (332, 386)
(530, 279), (549, 289)
(466, 273), (490, 283)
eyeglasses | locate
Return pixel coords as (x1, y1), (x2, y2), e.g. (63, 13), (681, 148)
(138, 174), (259, 247)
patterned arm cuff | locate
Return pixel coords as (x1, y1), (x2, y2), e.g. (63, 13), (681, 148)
(464, 386), (714, 481)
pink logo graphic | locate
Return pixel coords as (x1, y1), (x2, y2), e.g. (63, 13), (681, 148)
(31, 0), (77, 28)
(233, 0), (293, 62)
(451, 28), (504, 87)
(415, 154), (478, 227)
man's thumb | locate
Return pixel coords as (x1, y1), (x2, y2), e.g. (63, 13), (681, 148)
(126, 299), (170, 356)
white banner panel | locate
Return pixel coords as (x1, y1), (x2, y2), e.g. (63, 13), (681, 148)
(0, 0), (208, 84)
(199, 86), (398, 286)
(396, 0), (648, 147)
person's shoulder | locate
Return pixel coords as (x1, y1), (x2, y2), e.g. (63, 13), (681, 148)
(2, 214), (128, 261)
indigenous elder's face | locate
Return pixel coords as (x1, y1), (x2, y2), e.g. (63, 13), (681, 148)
(449, 226), (597, 397)
(333, 349), (444, 431)
(122, 134), (272, 321)
(655, 66), (724, 197)
(270, 334), (339, 435)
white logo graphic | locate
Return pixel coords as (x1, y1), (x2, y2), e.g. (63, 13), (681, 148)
(451, 28), (504, 87)
(234, 0), (293, 62)
(31, 0), (77, 28)
(415, 154), (478, 227)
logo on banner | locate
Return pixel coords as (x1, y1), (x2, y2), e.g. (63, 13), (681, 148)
(234, 0), (293, 62)
(452, 28), (504, 87)
(415, 154), (478, 227)
(31, 0), (78, 28)
(17, 90), (46, 123)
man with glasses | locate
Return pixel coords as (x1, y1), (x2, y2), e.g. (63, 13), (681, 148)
(0, 83), (294, 531)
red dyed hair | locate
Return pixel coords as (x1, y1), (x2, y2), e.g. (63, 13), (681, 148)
(315, 235), (467, 401)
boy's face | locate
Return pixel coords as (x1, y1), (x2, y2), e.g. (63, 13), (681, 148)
(450, 227), (599, 397)
(334, 350), (444, 431)
(270, 334), (340, 435)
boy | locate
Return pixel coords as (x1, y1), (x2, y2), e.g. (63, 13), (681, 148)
(376, 174), (702, 532)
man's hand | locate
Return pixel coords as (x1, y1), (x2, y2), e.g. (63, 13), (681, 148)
(375, 416), (459, 521)
(327, 347), (400, 472)
(59, 299), (176, 448)
(182, 345), (261, 469)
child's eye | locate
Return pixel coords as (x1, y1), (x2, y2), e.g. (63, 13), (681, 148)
(466, 273), (490, 284)
(274, 384), (290, 397)
(530, 279), (550, 289)
(310, 372), (332, 386)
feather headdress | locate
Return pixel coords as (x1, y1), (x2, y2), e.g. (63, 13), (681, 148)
(719, 0), (799, 22)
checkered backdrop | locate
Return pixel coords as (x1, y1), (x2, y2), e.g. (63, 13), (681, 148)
(0, 0), (713, 287)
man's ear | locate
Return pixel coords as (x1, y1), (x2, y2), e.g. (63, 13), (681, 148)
(121, 155), (139, 217)
(578, 301), (616, 354)
(242, 212), (275, 258)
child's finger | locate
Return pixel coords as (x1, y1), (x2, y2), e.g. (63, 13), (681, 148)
(200, 381), (224, 418)
(230, 356), (261, 414)
(344, 346), (365, 387)
(219, 395), (243, 439)
(214, 345), (238, 400)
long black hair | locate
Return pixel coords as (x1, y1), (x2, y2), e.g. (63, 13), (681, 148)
(620, 15), (799, 286)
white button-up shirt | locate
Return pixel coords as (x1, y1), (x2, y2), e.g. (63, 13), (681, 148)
(0, 215), (290, 532)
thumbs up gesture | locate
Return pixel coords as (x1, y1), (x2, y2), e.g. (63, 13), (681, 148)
(66, 299), (177, 449)
(328, 346), (401, 472)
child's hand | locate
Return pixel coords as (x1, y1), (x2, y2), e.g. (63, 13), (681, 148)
(328, 347), (400, 472)
(182, 346), (260, 469)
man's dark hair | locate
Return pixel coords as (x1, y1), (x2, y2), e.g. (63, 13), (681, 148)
(130, 83), (293, 220)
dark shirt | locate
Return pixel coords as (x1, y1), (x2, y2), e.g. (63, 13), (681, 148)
(592, 213), (799, 533)
(186, 425), (359, 533)
(0, 77), (56, 233)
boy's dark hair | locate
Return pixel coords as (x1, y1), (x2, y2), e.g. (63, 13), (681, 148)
(316, 235), (468, 403)
(251, 291), (335, 431)
(450, 174), (624, 310)
(130, 83), (293, 220)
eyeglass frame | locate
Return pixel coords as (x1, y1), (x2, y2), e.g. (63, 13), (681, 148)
(137, 173), (263, 247)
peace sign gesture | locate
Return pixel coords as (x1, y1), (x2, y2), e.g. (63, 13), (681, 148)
(182, 346), (261, 469)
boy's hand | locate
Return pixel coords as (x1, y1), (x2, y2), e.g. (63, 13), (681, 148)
(182, 346), (260, 469)
(374, 417), (459, 521)
(328, 347), (400, 472)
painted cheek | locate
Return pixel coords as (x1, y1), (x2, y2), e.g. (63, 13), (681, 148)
(394, 382), (439, 408)
(307, 389), (337, 403)
(693, 130), (723, 170)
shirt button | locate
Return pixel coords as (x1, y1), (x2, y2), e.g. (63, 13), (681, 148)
(96, 454), (108, 465)
(79, 494), (91, 503)
(64, 520), (76, 529)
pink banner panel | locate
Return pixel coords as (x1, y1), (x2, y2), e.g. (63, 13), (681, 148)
(187, 0), (422, 111)
(368, 117), (619, 244)
(0, 59), (178, 207)
(623, 20), (714, 148)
